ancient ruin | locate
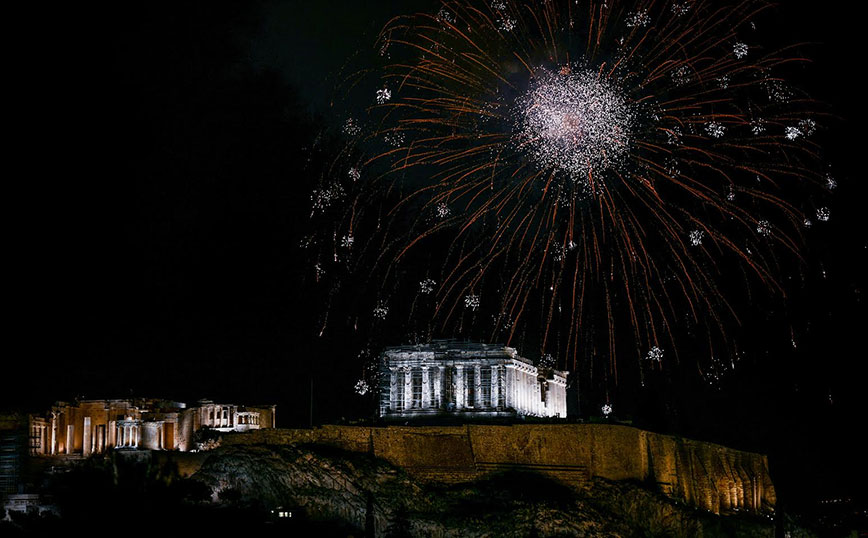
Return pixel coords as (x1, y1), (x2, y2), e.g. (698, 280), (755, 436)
(379, 342), (568, 419)
(26, 398), (275, 455)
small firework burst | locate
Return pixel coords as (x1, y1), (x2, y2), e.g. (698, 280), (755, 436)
(717, 75), (731, 89)
(726, 185), (736, 201)
(299, 235), (314, 249)
(435, 202), (451, 219)
(539, 353), (556, 369)
(375, 87), (392, 104)
(383, 131), (405, 147)
(464, 294), (481, 311)
(733, 42), (749, 59)
(763, 78), (792, 103)
(436, 7), (455, 24)
(816, 207), (831, 222)
(705, 122), (726, 138)
(665, 126), (682, 146)
(625, 10), (651, 27)
(825, 174), (837, 191)
(553, 245), (567, 262)
(373, 301), (389, 319)
(646, 346), (664, 362)
(671, 64), (692, 85)
(799, 118), (817, 136)
(497, 17), (517, 31)
(601, 403), (613, 416)
(751, 119), (767, 135)
(756, 219), (772, 237)
(803, 218), (813, 228)
(341, 234), (354, 248)
(689, 229), (705, 247)
(314, 263), (325, 279)
(785, 125), (803, 141)
(419, 278), (437, 294)
(343, 117), (362, 137)
(348, 167), (361, 181)
(671, 2), (692, 16)
(354, 379), (370, 396)
(311, 183), (345, 212)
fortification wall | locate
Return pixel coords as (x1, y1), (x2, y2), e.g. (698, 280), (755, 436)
(217, 423), (775, 515)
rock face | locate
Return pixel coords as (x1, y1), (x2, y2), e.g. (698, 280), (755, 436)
(214, 424), (776, 516)
(189, 442), (780, 538)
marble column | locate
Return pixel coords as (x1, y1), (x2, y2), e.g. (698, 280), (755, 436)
(50, 414), (57, 455)
(389, 368), (397, 411)
(403, 366), (413, 410)
(434, 366), (443, 409)
(421, 367), (430, 409)
(455, 365), (464, 409)
(474, 365), (482, 408)
(491, 365), (500, 409)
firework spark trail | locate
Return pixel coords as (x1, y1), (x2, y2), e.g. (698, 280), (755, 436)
(313, 0), (832, 393)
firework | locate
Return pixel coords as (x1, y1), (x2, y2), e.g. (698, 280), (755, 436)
(316, 0), (831, 394)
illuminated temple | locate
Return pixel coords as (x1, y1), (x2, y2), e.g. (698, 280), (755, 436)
(379, 341), (568, 419)
(27, 398), (276, 455)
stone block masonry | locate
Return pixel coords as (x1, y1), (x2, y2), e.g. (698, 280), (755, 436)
(218, 423), (776, 516)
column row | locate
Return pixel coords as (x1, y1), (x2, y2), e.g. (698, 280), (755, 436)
(389, 364), (507, 412)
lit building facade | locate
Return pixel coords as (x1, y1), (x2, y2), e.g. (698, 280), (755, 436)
(379, 342), (568, 419)
(27, 398), (276, 455)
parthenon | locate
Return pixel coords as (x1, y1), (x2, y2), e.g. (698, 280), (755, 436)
(379, 341), (568, 419)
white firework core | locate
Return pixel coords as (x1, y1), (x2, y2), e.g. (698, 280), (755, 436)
(516, 68), (634, 186)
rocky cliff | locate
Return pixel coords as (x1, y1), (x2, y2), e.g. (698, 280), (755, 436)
(211, 423), (776, 516)
(188, 441), (786, 537)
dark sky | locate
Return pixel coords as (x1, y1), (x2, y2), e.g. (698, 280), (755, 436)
(8, 0), (866, 506)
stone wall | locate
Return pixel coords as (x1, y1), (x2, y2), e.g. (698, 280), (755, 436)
(217, 423), (776, 515)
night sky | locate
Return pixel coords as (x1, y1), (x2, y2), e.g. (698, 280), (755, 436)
(9, 0), (866, 514)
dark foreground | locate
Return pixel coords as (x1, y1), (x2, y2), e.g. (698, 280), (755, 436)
(2, 443), (833, 537)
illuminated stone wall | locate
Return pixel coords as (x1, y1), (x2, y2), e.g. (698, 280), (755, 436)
(219, 424), (776, 515)
(28, 398), (276, 455)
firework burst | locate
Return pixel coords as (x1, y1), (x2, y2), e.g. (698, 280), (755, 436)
(312, 0), (831, 394)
